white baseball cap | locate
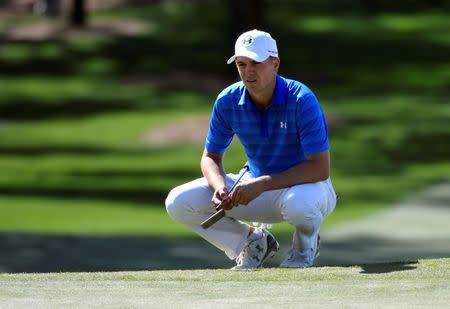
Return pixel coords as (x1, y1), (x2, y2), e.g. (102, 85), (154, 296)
(227, 29), (278, 64)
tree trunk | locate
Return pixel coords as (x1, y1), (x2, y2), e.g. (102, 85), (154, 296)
(229, 0), (265, 41)
(71, 0), (87, 27)
(227, 0), (265, 75)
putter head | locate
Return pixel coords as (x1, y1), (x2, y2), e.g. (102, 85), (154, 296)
(201, 208), (225, 229)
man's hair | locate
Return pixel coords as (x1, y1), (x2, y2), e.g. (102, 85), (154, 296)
(269, 56), (280, 73)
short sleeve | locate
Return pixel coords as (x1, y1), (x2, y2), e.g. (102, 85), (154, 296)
(205, 100), (234, 154)
(297, 93), (329, 157)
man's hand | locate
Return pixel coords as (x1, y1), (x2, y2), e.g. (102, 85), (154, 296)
(228, 178), (266, 207)
(213, 178), (266, 210)
(212, 178), (265, 210)
(212, 186), (234, 210)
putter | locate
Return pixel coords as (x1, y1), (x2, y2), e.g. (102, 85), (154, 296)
(201, 164), (250, 229)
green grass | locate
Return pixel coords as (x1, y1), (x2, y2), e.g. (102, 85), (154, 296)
(0, 110), (208, 147)
(0, 4), (448, 238)
(0, 93), (449, 237)
(290, 13), (450, 44)
(0, 258), (448, 308)
(0, 195), (184, 237)
(1, 161), (448, 237)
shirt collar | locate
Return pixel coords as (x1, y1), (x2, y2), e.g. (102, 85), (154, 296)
(271, 75), (288, 105)
(238, 75), (287, 107)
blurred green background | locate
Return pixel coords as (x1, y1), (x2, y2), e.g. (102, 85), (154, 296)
(0, 0), (449, 270)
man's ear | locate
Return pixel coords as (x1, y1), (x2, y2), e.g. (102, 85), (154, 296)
(273, 57), (280, 72)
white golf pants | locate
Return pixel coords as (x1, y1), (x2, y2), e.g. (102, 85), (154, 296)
(165, 171), (337, 259)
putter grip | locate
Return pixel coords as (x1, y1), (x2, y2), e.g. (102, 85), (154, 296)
(201, 208), (225, 229)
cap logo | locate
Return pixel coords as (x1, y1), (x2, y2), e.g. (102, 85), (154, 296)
(242, 35), (254, 47)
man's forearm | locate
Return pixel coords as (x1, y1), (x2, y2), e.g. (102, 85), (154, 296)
(258, 151), (330, 192)
(201, 151), (227, 191)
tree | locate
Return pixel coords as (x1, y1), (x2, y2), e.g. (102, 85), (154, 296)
(70, 0), (87, 27)
(227, 0), (265, 76)
(228, 0), (265, 41)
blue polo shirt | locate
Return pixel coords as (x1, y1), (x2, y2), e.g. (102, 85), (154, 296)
(205, 75), (329, 177)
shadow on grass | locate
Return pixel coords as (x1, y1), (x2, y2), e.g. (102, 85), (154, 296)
(0, 168), (200, 205)
(0, 145), (149, 156)
(0, 145), (203, 205)
(0, 145), (201, 157)
(1, 232), (447, 274)
(0, 98), (133, 120)
(359, 261), (418, 274)
(0, 186), (170, 205)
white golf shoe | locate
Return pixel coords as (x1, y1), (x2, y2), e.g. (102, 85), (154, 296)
(232, 228), (279, 270)
(279, 234), (321, 268)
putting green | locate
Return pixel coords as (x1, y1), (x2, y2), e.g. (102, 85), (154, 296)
(0, 258), (448, 308)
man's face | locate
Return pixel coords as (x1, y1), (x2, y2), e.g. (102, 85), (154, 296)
(235, 56), (279, 96)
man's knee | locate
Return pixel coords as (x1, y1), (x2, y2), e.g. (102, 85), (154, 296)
(165, 186), (188, 222)
(282, 190), (324, 233)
